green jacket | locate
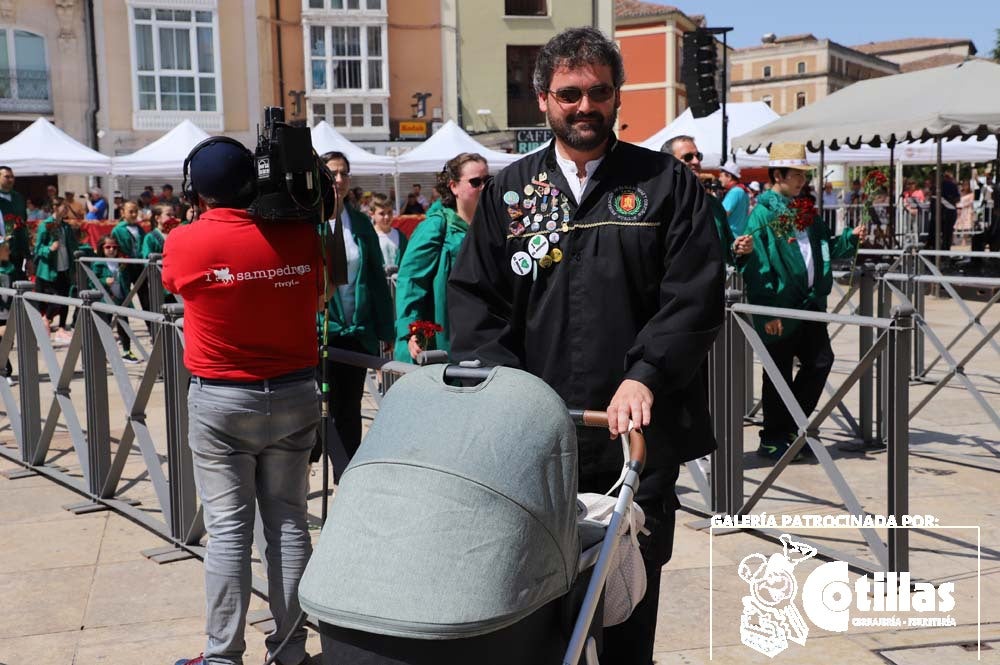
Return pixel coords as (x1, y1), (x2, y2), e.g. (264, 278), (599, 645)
(709, 195), (738, 267)
(0, 189), (30, 279)
(141, 228), (165, 258)
(33, 219), (79, 282)
(320, 208), (394, 355)
(111, 220), (145, 258)
(739, 189), (858, 343)
(92, 260), (132, 305)
(393, 200), (469, 362)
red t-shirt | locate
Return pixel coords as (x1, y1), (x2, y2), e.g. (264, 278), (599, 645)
(162, 208), (323, 380)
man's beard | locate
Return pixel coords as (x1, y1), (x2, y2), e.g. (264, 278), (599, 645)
(547, 105), (617, 152)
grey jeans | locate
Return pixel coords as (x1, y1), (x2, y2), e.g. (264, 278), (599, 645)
(188, 376), (320, 665)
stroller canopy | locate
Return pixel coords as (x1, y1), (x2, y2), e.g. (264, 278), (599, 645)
(299, 365), (579, 639)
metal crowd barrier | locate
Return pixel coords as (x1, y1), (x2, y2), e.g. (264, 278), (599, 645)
(1, 244), (995, 593)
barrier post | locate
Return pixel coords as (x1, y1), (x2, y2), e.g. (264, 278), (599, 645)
(708, 300), (727, 513)
(13, 281), (40, 463)
(912, 250), (926, 377)
(724, 289), (745, 516)
(74, 251), (88, 297)
(875, 264), (891, 445)
(887, 305), (913, 573)
(80, 290), (112, 496)
(146, 254), (165, 320)
(162, 303), (196, 543)
(858, 263), (875, 443)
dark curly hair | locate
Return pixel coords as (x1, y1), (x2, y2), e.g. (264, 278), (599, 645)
(532, 26), (625, 96)
(435, 153), (487, 210)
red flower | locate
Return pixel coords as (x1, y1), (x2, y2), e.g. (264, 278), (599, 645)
(769, 197), (816, 239)
(409, 320), (443, 347)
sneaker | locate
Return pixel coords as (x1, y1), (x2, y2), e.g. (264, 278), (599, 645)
(173, 656), (204, 665)
(122, 350), (141, 364)
(5, 376), (13, 387)
(757, 436), (804, 463)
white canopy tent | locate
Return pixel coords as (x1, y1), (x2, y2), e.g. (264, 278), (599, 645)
(0, 117), (111, 175)
(395, 120), (521, 173)
(310, 121), (396, 175)
(111, 119), (211, 178)
(639, 102), (779, 168)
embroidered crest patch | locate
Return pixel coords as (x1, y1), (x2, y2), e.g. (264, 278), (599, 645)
(607, 186), (649, 219)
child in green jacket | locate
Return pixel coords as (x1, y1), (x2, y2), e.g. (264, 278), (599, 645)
(739, 143), (865, 461)
(93, 234), (139, 364)
(34, 202), (78, 337)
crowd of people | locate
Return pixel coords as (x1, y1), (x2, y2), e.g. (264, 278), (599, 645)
(0, 168), (188, 365)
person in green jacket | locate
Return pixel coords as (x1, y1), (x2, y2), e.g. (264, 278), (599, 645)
(0, 166), (31, 280)
(394, 152), (489, 362)
(0, 240), (14, 382)
(93, 234), (139, 364)
(111, 200), (152, 320)
(34, 200), (79, 338)
(370, 192), (407, 271)
(317, 152), (395, 461)
(739, 143), (866, 461)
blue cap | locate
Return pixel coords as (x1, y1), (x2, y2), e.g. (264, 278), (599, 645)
(187, 137), (255, 205)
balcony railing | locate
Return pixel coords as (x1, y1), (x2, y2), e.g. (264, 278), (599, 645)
(0, 68), (53, 113)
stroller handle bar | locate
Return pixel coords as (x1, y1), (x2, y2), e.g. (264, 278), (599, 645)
(569, 410), (646, 472)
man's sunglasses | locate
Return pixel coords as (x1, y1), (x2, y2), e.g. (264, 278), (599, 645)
(547, 85), (616, 105)
(680, 151), (704, 163)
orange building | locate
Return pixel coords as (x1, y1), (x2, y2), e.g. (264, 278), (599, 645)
(614, 0), (704, 143)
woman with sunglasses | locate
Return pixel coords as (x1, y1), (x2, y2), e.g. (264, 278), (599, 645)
(394, 152), (489, 362)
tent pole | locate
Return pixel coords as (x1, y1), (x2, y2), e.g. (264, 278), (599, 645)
(392, 170), (401, 215)
(818, 141), (825, 230)
(888, 142), (896, 247)
(935, 137), (943, 284)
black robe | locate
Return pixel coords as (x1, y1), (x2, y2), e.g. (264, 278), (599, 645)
(448, 136), (725, 482)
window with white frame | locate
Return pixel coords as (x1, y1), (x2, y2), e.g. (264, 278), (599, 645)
(0, 29), (50, 108)
(303, 0), (388, 133)
(308, 0), (383, 8)
(309, 24), (384, 92)
(311, 99), (385, 129)
(130, 7), (220, 113)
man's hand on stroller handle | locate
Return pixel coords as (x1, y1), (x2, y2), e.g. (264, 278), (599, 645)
(607, 379), (653, 437)
(579, 408), (647, 470)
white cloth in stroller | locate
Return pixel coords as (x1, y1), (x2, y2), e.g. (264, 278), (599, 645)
(576, 492), (646, 627)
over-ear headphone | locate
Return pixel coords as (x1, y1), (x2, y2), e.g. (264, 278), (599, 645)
(182, 136), (256, 208)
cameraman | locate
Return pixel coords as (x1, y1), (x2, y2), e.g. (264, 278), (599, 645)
(163, 138), (328, 665)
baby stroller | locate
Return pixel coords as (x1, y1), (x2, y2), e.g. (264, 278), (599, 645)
(298, 364), (647, 665)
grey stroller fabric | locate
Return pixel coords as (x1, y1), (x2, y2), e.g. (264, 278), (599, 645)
(299, 365), (580, 639)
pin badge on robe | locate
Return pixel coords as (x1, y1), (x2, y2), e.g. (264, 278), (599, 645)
(539, 255), (553, 269)
(511, 251), (532, 276)
(523, 184), (535, 196)
(551, 248), (564, 263)
(528, 234), (549, 259)
(509, 221), (525, 236)
(548, 232), (560, 243)
(503, 191), (520, 206)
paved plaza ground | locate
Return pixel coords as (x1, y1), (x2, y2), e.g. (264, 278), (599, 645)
(0, 290), (998, 664)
